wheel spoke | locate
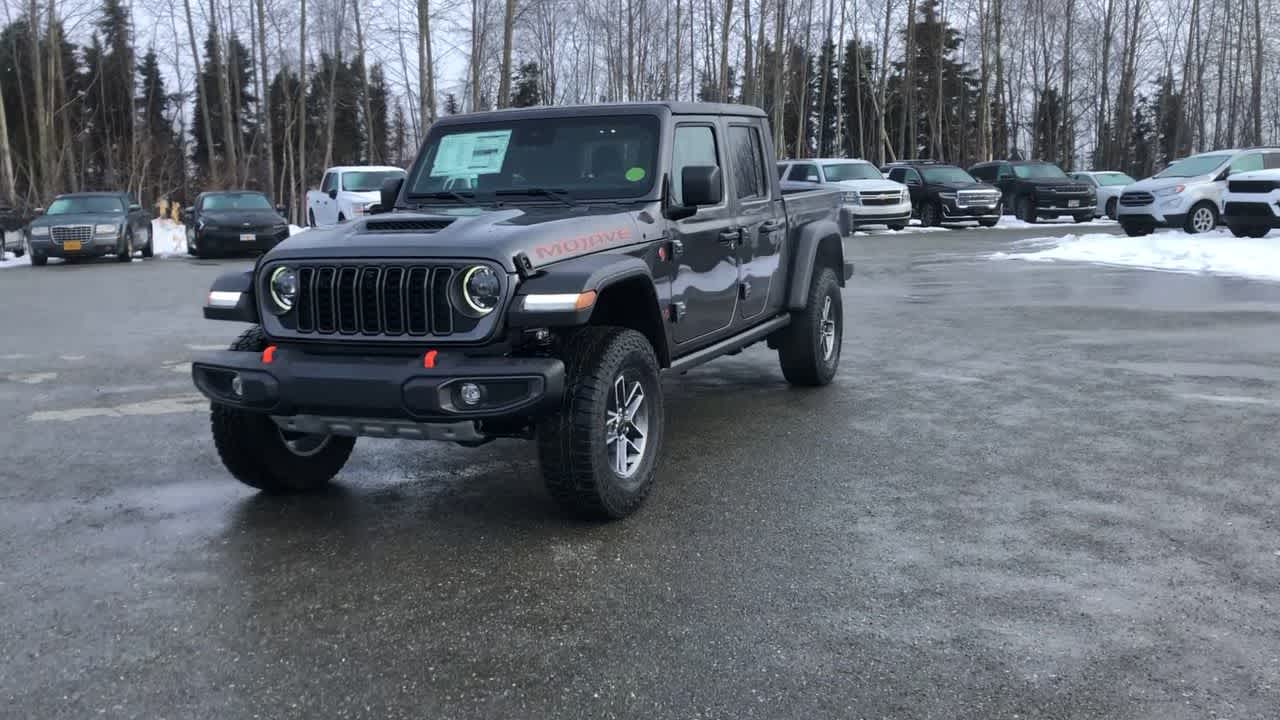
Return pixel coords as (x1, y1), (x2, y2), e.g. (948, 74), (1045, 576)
(613, 375), (626, 412)
(624, 386), (644, 422)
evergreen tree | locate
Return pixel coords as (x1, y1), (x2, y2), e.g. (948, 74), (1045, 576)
(1032, 88), (1064, 163)
(136, 49), (180, 203)
(367, 63), (390, 163)
(839, 39), (876, 159)
(512, 62), (543, 107)
(444, 93), (460, 115)
(192, 31), (256, 180)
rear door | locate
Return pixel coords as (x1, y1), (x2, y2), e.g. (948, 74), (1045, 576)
(669, 120), (739, 344)
(726, 120), (781, 321)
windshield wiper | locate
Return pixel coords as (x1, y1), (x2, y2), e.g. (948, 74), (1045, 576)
(494, 187), (579, 207)
(409, 190), (482, 204)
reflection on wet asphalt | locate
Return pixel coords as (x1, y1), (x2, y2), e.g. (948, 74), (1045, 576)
(3, 229), (1280, 718)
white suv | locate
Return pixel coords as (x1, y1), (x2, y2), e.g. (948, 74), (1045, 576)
(1117, 147), (1280, 236)
(777, 159), (912, 231)
(1222, 165), (1280, 238)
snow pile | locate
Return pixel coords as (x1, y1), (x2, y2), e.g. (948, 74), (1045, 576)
(992, 228), (1280, 281)
(150, 218), (188, 257)
(1, 232), (29, 268)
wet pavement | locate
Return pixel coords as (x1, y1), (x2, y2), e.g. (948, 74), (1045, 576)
(3, 226), (1280, 719)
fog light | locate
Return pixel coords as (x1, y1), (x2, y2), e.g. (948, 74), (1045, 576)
(230, 374), (244, 397)
(459, 382), (482, 406)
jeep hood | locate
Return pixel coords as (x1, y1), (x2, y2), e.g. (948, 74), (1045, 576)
(265, 204), (660, 273)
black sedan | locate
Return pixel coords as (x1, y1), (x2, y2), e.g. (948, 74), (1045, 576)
(185, 191), (290, 258)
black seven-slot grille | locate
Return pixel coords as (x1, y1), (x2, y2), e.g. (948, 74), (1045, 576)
(294, 264), (457, 336)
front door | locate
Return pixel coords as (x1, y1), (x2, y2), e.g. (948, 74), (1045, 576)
(889, 167), (925, 214)
(670, 122), (739, 344)
(319, 172), (339, 225)
(994, 164), (1016, 207)
(726, 121), (780, 321)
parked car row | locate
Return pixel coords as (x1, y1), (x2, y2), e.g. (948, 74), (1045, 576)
(1117, 146), (1280, 237)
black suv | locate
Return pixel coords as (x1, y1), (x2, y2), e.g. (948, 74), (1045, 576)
(882, 161), (1003, 227)
(969, 160), (1095, 223)
(190, 102), (851, 520)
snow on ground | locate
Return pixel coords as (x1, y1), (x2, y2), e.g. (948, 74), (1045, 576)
(992, 228), (1280, 282)
(1, 232), (29, 268)
(997, 216), (1117, 229)
(150, 219), (188, 257)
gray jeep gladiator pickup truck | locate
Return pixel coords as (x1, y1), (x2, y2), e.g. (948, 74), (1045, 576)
(191, 102), (851, 519)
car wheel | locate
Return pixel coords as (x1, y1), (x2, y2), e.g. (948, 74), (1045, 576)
(1184, 202), (1218, 234)
(1073, 213), (1092, 224)
(116, 232), (133, 262)
(537, 327), (663, 520)
(978, 218), (999, 227)
(777, 266), (842, 387)
(1105, 198), (1118, 220)
(1122, 223), (1152, 237)
(211, 327), (355, 493)
(920, 202), (942, 227)
(186, 227), (197, 256)
(308, 210), (317, 228)
(26, 236), (46, 265)
(887, 223), (906, 231)
(141, 226), (154, 258)
(1229, 224), (1270, 238)
(1017, 196), (1038, 224)
(337, 213), (346, 224)
(12, 236), (25, 257)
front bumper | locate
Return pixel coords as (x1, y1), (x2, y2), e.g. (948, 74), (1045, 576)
(842, 202), (913, 226)
(1118, 196), (1192, 227)
(191, 345), (565, 424)
(28, 234), (121, 258)
(1032, 198), (1095, 216)
(194, 227), (289, 253)
(941, 201), (1001, 220)
(1223, 196), (1280, 228)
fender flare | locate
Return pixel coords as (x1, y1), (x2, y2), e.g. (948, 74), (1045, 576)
(786, 219), (849, 310)
(203, 269), (260, 323)
(507, 253), (655, 328)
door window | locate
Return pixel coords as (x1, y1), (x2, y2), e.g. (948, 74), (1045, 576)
(904, 169), (922, 185)
(787, 163), (820, 182)
(729, 125), (768, 201)
(320, 173), (338, 192)
(996, 164), (1014, 180)
(970, 166), (991, 182)
(776, 163), (789, 179)
(887, 168), (905, 183)
(672, 125), (720, 207)
(1230, 153), (1263, 174)
(1262, 152), (1280, 170)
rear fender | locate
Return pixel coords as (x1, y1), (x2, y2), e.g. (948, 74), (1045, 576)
(203, 270), (260, 323)
(787, 219), (851, 310)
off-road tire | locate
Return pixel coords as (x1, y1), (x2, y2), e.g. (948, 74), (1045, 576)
(537, 327), (663, 520)
(1105, 198), (1118, 220)
(920, 202), (942, 227)
(1017, 196), (1038, 224)
(1184, 201), (1218, 234)
(210, 327), (355, 493)
(1122, 223), (1152, 237)
(141, 226), (154, 258)
(777, 267), (843, 387)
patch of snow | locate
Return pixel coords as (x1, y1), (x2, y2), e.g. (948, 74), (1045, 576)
(150, 218), (188, 257)
(289, 224), (306, 235)
(997, 216), (1118, 229)
(1, 231), (29, 268)
(992, 228), (1280, 282)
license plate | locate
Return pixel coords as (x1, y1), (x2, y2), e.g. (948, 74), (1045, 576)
(63, 240), (81, 251)
(1068, 199), (1080, 208)
(240, 233), (255, 243)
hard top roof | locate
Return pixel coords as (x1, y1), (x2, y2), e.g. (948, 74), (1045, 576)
(434, 101), (768, 126)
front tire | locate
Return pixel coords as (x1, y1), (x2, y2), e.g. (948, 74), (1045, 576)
(141, 226), (154, 258)
(978, 218), (999, 228)
(1228, 224), (1270, 238)
(210, 327), (355, 493)
(887, 223), (907, 231)
(308, 209), (317, 228)
(1105, 198), (1118, 220)
(116, 233), (133, 262)
(537, 327), (663, 520)
(920, 202), (942, 227)
(1017, 196), (1038, 224)
(1184, 202), (1218, 234)
(777, 266), (843, 387)
(1122, 222), (1152, 237)
(1073, 213), (1092, 224)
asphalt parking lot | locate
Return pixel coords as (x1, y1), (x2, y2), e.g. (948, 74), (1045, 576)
(3, 225), (1280, 719)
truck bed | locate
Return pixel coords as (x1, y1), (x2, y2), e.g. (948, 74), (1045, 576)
(781, 188), (844, 231)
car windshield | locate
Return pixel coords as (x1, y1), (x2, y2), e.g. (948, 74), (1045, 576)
(919, 166), (975, 184)
(201, 193), (273, 211)
(407, 115), (660, 201)
(45, 196), (125, 215)
(1155, 154), (1230, 178)
(1096, 173), (1136, 186)
(342, 170), (405, 192)
(1013, 163), (1068, 179)
(822, 163), (882, 181)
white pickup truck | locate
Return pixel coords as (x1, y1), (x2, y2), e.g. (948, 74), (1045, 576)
(306, 165), (406, 227)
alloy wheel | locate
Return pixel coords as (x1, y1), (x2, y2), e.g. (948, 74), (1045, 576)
(605, 373), (649, 478)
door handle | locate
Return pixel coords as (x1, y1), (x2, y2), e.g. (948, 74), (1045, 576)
(759, 220), (782, 233)
(718, 228), (742, 246)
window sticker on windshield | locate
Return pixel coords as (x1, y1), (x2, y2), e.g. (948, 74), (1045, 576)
(625, 167), (646, 182)
(430, 130), (513, 176)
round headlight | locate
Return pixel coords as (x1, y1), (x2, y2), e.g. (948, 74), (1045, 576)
(458, 265), (501, 316)
(269, 266), (298, 313)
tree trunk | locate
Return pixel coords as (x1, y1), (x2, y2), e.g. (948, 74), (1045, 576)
(0, 77), (15, 206)
(835, 0), (847, 156)
(1249, 0), (1262, 145)
(321, 0), (345, 171)
(497, 0), (515, 107)
(977, 0), (990, 160)
(932, 0), (945, 160)
(183, 0), (218, 185)
(418, 0), (436, 133)
(26, 0), (49, 199)
(470, 0), (484, 109)
(876, 0), (893, 164)
(256, 0), (276, 200)
(1060, 0), (1074, 168)
(353, 0), (377, 161)
(902, 0), (918, 159)
(772, 0), (786, 151)
(211, 0), (239, 184)
(717, 0), (733, 100)
(1173, 0), (1199, 154)
(297, 0), (307, 224)
(741, 0), (754, 104)
(793, 0), (812, 158)
(1225, 0), (1243, 146)
(814, 0), (833, 154)
(674, 0), (682, 100)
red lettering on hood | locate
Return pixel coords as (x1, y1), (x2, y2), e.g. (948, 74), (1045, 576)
(533, 227), (633, 261)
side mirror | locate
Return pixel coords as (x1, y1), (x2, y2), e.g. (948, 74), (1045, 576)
(328, 188), (338, 200)
(379, 177), (404, 214)
(33, 207), (44, 216)
(680, 165), (723, 207)
(129, 203), (142, 212)
(275, 204), (286, 214)
(1216, 169), (1230, 182)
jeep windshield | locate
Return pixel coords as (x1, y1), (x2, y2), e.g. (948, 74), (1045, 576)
(1013, 163), (1068, 179)
(406, 115), (660, 202)
(920, 166), (975, 184)
(1155, 153), (1231, 178)
(45, 196), (126, 215)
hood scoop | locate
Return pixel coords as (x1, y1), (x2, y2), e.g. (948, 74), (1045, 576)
(363, 218), (455, 233)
